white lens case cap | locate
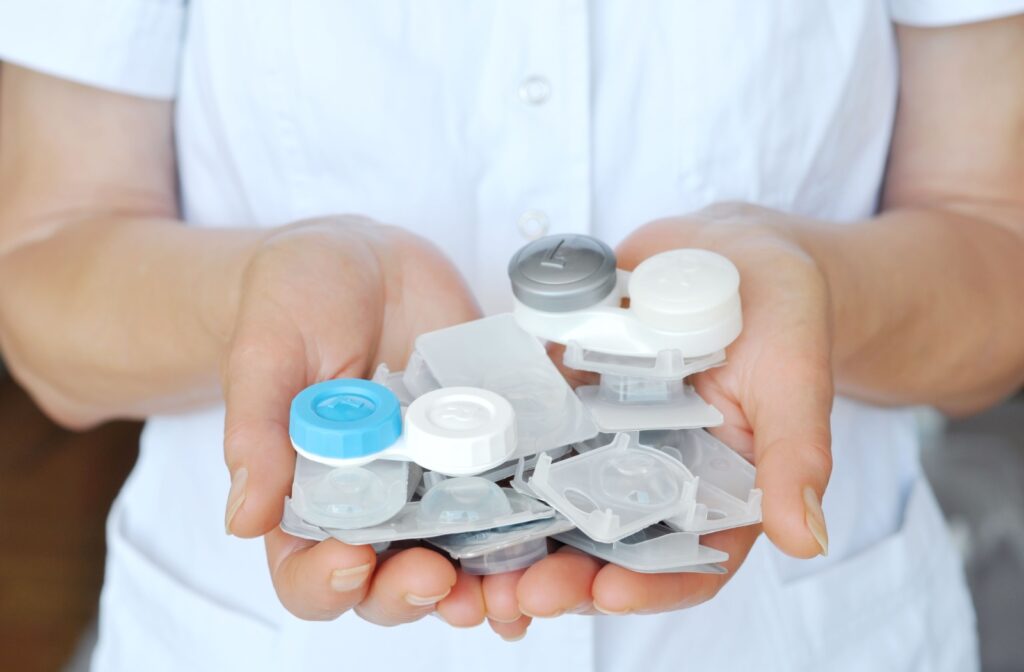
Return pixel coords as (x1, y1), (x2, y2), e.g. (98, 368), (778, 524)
(412, 314), (599, 457)
(325, 478), (555, 545)
(290, 454), (410, 530)
(402, 387), (516, 476)
(526, 433), (698, 543)
(554, 524), (728, 574)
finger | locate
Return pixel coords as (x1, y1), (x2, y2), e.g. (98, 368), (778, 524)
(435, 569), (486, 628)
(488, 616), (532, 642)
(222, 327), (309, 538)
(481, 569), (528, 624)
(265, 527), (377, 620)
(516, 546), (601, 618)
(591, 525), (760, 615)
(354, 547), (458, 626)
(747, 342), (834, 559)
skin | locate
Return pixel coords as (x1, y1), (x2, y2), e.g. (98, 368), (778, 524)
(1, 16), (1023, 643)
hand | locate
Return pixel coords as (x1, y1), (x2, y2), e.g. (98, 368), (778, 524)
(221, 216), (502, 627)
(508, 203), (834, 620)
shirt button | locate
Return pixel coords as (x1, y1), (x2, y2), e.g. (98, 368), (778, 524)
(518, 76), (551, 106)
(517, 210), (550, 239)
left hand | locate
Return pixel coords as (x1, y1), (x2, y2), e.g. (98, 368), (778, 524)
(484, 204), (835, 636)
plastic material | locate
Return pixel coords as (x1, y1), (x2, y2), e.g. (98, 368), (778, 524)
(510, 238), (743, 358)
(575, 379), (724, 432)
(402, 387), (516, 475)
(427, 516), (574, 574)
(553, 525), (728, 574)
(562, 342), (726, 380)
(292, 380), (518, 475)
(412, 314), (599, 458)
(508, 234), (618, 312)
(279, 498), (391, 553)
(640, 429), (763, 533)
(290, 379), (403, 463)
(526, 433), (697, 543)
(326, 480), (555, 545)
(290, 454), (409, 529)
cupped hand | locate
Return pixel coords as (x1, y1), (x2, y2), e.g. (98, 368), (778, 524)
(221, 216), (497, 627)
(508, 203), (835, 620)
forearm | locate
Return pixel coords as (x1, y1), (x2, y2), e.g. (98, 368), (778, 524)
(794, 204), (1024, 414)
(0, 216), (264, 426)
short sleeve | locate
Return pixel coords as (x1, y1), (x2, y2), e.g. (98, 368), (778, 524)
(890, 0), (1024, 26)
(0, 0), (185, 99)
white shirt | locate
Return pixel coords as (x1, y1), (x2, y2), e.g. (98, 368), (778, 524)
(4, 1), (1019, 670)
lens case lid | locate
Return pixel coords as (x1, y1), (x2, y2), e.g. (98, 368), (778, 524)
(290, 379), (403, 463)
(508, 234), (618, 313)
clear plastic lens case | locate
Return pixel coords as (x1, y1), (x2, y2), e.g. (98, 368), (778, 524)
(290, 454), (410, 529)
(639, 429), (763, 533)
(553, 525), (728, 574)
(326, 479), (555, 545)
(526, 433), (698, 543)
(412, 314), (599, 457)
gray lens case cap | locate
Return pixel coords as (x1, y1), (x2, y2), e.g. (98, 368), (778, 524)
(508, 234), (618, 313)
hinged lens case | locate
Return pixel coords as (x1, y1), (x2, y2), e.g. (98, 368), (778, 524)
(290, 379), (517, 476)
(525, 433), (698, 543)
(509, 235), (743, 359)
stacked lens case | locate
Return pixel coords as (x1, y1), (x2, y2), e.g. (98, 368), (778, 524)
(281, 235), (762, 576)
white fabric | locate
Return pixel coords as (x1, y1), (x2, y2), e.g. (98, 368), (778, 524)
(3, 0), (1019, 670)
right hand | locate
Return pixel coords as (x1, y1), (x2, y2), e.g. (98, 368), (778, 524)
(221, 216), (502, 628)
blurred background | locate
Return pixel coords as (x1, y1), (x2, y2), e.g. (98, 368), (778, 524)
(0, 361), (1021, 672)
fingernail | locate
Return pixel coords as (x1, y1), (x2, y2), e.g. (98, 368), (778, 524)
(224, 467), (248, 535)
(567, 600), (592, 614)
(330, 563), (372, 592)
(803, 486), (830, 557)
(593, 603), (631, 616)
(501, 632), (527, 643)
(519, 607), (562, 619)
(488, 614), (522, 624)
(405, 588), (451, 607)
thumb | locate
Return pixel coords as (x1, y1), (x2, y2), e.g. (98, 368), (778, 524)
(748, 348), (834, 558)
(222, 329), (311, 538)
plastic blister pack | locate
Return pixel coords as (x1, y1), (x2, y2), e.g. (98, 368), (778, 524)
(562, 341), (726, 380)
(525, 433), (697, 543)
(290, 454), (410, 529)
(640, 429), (763, 533)
(412, 314), (599, 458)
(575, 375), (724, 432)
(279, 235), (758, 579)
(553, 525), (728, 574)
(426, 516), (575, 575)
(326, 478), (555, 545)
